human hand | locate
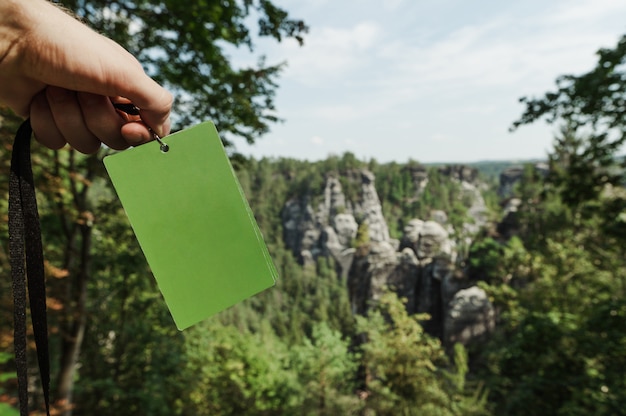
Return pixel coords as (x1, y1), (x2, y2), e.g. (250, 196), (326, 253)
(0, 0), (172, 154)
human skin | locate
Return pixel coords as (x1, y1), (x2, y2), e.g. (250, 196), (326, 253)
(0, 0), (172, 153)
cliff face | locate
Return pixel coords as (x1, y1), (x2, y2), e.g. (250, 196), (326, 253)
(498, 162), (549, 198)
(281, 167), (494, 348)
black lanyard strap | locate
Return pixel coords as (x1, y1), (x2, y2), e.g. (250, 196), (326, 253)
(9, 119), (51, 416)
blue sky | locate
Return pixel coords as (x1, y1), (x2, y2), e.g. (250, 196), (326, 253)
(231, 0), (626, 163)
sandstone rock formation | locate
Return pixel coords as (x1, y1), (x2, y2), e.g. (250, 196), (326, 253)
(498, 166), (525, 199)
(498, 163), (549, 198)
(282, 167), (495, 348)
(444, 286), (495, 346)
(281, 171), (382, 278)
(407, 164), (429, 197)
(282, 197), (320, 265)
(497, 197), (522, 239)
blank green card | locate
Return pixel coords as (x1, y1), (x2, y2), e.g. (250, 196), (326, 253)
(104, 122), (277, 330)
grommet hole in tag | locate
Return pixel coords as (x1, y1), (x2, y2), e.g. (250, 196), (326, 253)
(154, 134), (169, 153)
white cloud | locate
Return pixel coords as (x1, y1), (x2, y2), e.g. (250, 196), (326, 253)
(340, 3), (626, 117)
(246, 0), (626, 162)
(311, 104), (360, 122)
(431, 133), (450, 143)
(380, 0), (406, 12)
(320, 22), (380, 50)
(548, 0), (626, 24)
(280, 21), (382, 84)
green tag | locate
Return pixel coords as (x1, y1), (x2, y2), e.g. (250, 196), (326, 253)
(103, 121), (277, 330)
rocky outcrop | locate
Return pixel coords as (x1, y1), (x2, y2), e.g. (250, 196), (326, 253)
(498, 163), (549, 198)
(281, 171), (386, 278)
(349, 240), (400, 316)
(495, 162), (550, 239)
(348, 214), (493, 345)
(444, 286), (495, 346)
(282, 197), (320, 264)
(462, 180), (489, 235)
(323, 214), (358, 280)
(354, 170), (391, 243)
(282, 167), (495, 348)
(498, 166), (524, 199)
(438, 164), (479, 183)
(497, 197), (521, 239)
(408, 164), (429, 197)
(349, 215), (487, 344)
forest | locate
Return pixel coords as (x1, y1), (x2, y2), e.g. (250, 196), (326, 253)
(1, 1), (626, 415)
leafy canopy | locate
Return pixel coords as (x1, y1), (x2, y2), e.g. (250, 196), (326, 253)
(512, 34), (626, 135)
(511, 34), (626, 234)
(57, 0), (308, 148)
(475, 32), (626, 416)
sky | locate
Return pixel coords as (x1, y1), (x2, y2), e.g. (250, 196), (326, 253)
(230, 0), (626, 164)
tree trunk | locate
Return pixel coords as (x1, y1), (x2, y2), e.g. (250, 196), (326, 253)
(55, 224), (91, 416)
(53, 150), (96, 416)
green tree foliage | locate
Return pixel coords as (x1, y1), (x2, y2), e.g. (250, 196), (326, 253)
(467, 237), (503, 282)
(371, 161), (417, 238)
(512, 35), (626, 135)
(372, 162), (473, 238)
(2, 58), (491, 414)
(0, 352), (19, 416)
(481, 242), (626, 415)
(291, 322), (361, 415)
(72, 192), (187, 415)
(1, 0), (306, 412)
(180, 321), (360, 416)
(181, 322), (301, 416)
(356, 292), (489, 416)
(511, 34), (626, 214)
(58, 0), (308, 147)
(0, 131), (497, 414)
(474, 33), (626, 415)
(476, 166), (626, 414)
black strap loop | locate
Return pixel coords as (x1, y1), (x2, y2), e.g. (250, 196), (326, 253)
(9, 119), (51, 416)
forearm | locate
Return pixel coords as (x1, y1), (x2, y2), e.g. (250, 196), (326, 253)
(0, 0), (30, 68)
(0, 0), (50, 116)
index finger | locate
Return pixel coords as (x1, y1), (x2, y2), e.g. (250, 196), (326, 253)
(110, 65), (173, 138)
(19, 1), (173, 136)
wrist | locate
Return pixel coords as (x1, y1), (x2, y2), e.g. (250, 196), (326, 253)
(0, 0), (47, 115)
(0, 0), (35, 65)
